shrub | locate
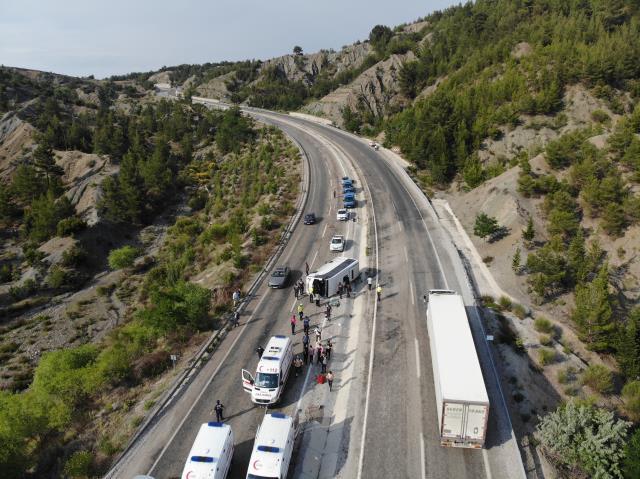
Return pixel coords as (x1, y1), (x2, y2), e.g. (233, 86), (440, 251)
(582, 364), (613, 395)
(557, 366), (576, 385)
(539, 334), (553, 346)
(512, 303), (527, 319)
(61, 245), (88, 268)
(131, 351), (170, 380)
(624, 429), (640, 479)
(538, 348), (556, 366)
(96, 283), (116, 297)
(64, 450), (92, 478)
(537, 401), (630, 479)
(591, 109), (610, 124)
(534, 317), (553, 334)
(108, 246), (139, 270)
(47, 266), (70, 289)
(56, 217), (87, 237)
(621, 380), (640, 421)
(9, 279), (38, 300)
(498, 296), (512, 311)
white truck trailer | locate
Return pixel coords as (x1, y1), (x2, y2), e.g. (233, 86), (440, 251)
(306, 257), (359, 298)
(426, 290), (489, 448)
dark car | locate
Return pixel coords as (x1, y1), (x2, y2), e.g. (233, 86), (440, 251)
(304, 213), (316, 224)
(268, 266), (290, 288)
(343, 186), (355, 195)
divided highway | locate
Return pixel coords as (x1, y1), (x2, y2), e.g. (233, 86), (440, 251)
(109, 100), (526, 479)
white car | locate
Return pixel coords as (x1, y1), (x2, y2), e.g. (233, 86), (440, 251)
(337, 208), (349, 221)
(330, 235), (345, 252)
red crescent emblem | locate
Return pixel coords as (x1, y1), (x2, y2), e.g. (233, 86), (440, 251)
(186, 471), (194, 479)
(253, 459), (262, 470)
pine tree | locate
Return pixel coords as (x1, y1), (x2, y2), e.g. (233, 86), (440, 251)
(474, 213), (500, 240)
(567, 229), (587, 285)
(572, 263), (615, 351)
(140, 137), (172, 207)
(116, 147), (144, 224)
(616, 309), (640, 380)
(512, 247), (521, 274)
(32, 142), (63, 188)
(523, 215), (535, 242)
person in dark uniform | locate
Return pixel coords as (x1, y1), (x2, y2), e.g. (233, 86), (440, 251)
(214, 400), (225, 422)
(256, 346), (264, 358)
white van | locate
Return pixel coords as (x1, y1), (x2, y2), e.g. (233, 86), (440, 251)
(242, 335), (293, 405)
(181, 422), (234, 479)
(245, 412), (295, 479)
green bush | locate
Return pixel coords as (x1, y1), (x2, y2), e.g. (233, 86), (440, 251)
(539, 334), (553, 346)
(537, 401), (630, 479)
(622, 380), (640, 421)
(512, 303), (527, 319)
(581, 364), (613, 395)
(56, 216), (87, 237)
(47, 266), (70, 289)
(64, 450), (92, 478)
(538, 347), (556, 366)
(624, 429), (640, 479)
(557, 366), (576, 385)
(534, 317), (553, 334)
(9, 279), (38, 301)
(498, 296), (512, 311)
(591, 109), (610, 124)
(108, 246), (139, 270)
(61, 245), (87, 268)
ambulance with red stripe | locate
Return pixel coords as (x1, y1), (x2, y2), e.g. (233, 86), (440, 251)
(180, 421), (234, 479)
(242, 335), (293, 405)
(245, 412), (295, 479)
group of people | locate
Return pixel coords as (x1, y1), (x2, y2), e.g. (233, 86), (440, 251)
(293, 279), (305, 299)
(300, 327), (335, 391)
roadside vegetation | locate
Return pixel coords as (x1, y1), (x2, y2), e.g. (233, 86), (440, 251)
(0, 67), (301, 477)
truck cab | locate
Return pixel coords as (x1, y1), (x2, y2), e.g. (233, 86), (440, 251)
(242, 336), (293, 405)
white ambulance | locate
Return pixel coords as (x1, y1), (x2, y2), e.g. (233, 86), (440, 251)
(242, 335), (293, 405)
(180, 421), (234, 479)
(245, 412), (295, 479)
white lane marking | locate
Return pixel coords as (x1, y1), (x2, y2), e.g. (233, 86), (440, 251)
(404, 246), (409, 264)
(415, 338), (421, 379)
(420, 433), (426, 479)
(356, 153), (380, 479)
(410, 280), (415, 306)
(398, 221), (403, 232)
(310, 250), (318, 269)
(147, 289), (271, 475)
(483, 449), (493, 479)
(322, 223), (328, 238)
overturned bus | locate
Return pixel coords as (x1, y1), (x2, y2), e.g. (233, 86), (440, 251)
(306, 257), (359, 298)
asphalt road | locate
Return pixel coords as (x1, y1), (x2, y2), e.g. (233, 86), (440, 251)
(110, 101), (526, 479)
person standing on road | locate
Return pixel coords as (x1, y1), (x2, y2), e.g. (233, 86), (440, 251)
(326, 371), (334, 391)
(376, 285), (382, 302)
(312, 343), (319, 364)
(302, 334), (310, 363)
(325, 339), (333, 361)
(294, 282), (299, 299)
(320, 353), (328, 374)
(232, 311), (240, 327)
(256, 346), (264, 358)
(314, 326), (322, 343)
(367, 276), (373, 291)
(232, 289), (240, 307)
(338, 283), (343, 299)
(303, 316), (310, 335)
(290, 314), (297, 335)
(297, 303), (304, 320)
(325, 303), (332, 321)
(305, 262), (309, 276)
(214, 400), (225, 422)
(294, 356), (303, 377)
(309, 286), (314, 304)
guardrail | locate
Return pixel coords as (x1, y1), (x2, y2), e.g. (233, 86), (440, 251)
(105, 110), (312, 478)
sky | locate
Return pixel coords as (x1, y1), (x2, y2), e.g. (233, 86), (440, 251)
(0, 0), (459, 79)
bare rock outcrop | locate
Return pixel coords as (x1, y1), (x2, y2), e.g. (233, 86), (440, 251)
(55, 151), (118, 225)
(303, 52), (414, 126)
(0, 112), (36, 179)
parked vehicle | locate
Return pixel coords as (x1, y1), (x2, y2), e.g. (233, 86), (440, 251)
(181, 422), (234, 479)
(343, 193), (356, 209)
(245, 412), (295, 479)
(341, 177), (353, 187)
(303, 213), (316, 225)
(426, 290), (489, 448)
(336, 208), (349, 221)
(306, 257), (359, 298)
(242, 335), (293, 405)
(342, 185), (355, 194)
(329, 235), (345, 252)
(268, 266), (290, 289)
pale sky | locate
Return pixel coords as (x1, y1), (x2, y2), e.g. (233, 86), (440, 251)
(0, 0), (458, 79)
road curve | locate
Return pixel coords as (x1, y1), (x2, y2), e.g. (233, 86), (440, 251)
(109, 99), (526, 479)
